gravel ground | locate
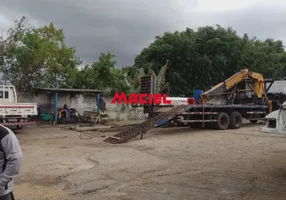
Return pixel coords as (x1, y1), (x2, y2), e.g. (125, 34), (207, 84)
(12, 122), (286, 200)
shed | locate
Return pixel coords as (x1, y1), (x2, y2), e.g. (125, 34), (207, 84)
(266, 81), (286, 111)
(266, 81), (286, 94)
(33, 87), (102, 124)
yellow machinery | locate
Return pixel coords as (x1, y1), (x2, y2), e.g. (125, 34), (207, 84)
(200, 69), (266, 104)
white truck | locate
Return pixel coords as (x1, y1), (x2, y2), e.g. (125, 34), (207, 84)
(0, 85), (37, 129)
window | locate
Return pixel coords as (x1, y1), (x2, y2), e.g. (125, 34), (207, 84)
(0, 91), (9, 99)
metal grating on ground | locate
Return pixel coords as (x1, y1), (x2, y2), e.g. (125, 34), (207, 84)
(103, 105), (188, 144)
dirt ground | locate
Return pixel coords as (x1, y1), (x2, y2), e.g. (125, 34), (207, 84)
(12, 122), (286, 200)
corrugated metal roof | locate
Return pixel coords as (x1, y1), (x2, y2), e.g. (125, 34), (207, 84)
(33, 87), (101, 93)
(267, 81), (286, 94)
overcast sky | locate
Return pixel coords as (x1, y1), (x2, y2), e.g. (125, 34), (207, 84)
(0, 0), (285, 67)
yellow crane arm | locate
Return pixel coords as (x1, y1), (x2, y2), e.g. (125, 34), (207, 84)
(200, 69), (249, 103)
(248, 72), (264, 98)
(199, 69), (265, 104)
(224, 69), (249, 89)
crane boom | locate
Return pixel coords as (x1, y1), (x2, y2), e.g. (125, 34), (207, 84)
(248, 72), (264, 98)
(200, 69), (265, 104)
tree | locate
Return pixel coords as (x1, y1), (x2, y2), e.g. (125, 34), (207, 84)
(121, 61), (169, 95)
(1, 19), (80, 91)
(0, 16), (29, 83)
(134, 25), (286, 96)
(75, 52), (133, 96)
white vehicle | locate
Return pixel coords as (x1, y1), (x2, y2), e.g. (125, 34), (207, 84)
(262, 101), (286, 135)
(0, 85), (37, 128)
(161, 97), (190, 106)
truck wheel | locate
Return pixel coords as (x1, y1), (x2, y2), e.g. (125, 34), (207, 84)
(229, 111), (242, 129)
(216, 112), (229, 130)
(249, 120), (258, 124)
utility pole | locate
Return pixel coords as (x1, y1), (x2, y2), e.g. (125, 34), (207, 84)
(53, 73), (58, 125)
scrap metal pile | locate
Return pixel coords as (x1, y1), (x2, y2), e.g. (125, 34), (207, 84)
(103, 105), (187, 144)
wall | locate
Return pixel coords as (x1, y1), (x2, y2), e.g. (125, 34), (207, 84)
(17, 92), (145, 121)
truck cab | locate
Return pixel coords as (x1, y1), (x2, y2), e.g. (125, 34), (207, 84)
(0, 85), (18, 103)
(0, 84), (37, 121)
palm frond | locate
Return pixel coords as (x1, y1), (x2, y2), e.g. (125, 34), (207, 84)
(159, 82), (169, 93)
(156, 60), (169, 93)
(136, 68), (146, 83)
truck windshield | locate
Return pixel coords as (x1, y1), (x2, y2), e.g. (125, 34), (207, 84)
(0, 91), (9, 99)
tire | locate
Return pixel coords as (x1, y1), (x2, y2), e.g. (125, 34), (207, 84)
(16, 125), (23, 130)
(216, 112), (230, 130)
(229, 111), (242, 129)
(250, 120), (258, 124)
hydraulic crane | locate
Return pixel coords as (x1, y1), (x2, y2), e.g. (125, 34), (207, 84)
(199, 69), (266, 105)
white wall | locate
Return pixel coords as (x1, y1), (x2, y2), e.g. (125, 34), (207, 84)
(17, 92), (145, 121)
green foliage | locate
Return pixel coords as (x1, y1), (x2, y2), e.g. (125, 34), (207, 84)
(0, 19), (80, 91)
(2, 17), (286, 98)
(75, 52), (133, 96)
(0, 16), (28, 83)
(119, 61), (169, 95)
(135, 25), (286, 96)
(155, 60), (169, 93)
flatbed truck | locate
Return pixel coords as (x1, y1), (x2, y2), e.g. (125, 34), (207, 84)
(155, 69), (274, 130)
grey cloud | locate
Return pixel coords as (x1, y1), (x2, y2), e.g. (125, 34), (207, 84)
(228, 4), (286, 40)
(0, 0), (191, 66)
(0, 0), (286, 67)
(185, 2), (286, 41)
